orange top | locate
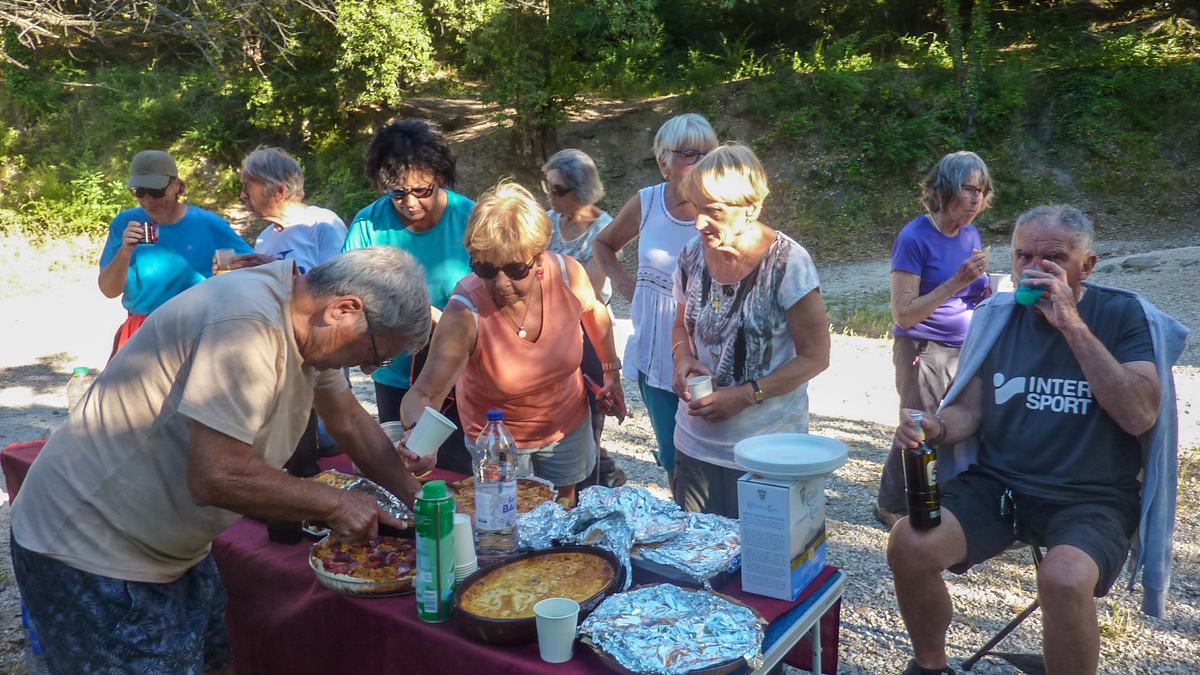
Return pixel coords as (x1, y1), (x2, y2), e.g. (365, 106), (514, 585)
(454, 253), (588, 448)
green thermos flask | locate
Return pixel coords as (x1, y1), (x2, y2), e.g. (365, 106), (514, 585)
(415, 480), (456, 622)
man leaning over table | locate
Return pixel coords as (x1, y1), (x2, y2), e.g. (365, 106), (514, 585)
(11, 247), (436, 674)
(886, 205), (1186, 675)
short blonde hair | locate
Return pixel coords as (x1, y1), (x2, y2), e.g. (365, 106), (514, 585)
(681, 143), (770, 208)
(653, 113), (719, 165)
(465, 181), (551, 263)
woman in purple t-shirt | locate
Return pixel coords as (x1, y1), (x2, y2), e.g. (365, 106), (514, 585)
(876, 151), (994, 526)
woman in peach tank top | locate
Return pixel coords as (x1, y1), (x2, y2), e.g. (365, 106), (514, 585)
(400, 182), (627, 502)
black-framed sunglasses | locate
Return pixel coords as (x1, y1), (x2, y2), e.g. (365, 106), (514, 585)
(470, 257), (538, 281)
(363, 309), (395, 369)
(671, 148), (707, 165)
(386, 184), (437, 201)
(541, 180), (572, 198)
(129, 180), (173, 199)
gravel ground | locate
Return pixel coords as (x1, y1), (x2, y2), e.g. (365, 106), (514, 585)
(0, 241), (1196, 673)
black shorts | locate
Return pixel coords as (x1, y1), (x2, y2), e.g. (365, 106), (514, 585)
(940, 468), (1140, 597)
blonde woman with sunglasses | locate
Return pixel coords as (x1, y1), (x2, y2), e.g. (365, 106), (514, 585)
(401, 181), (627, 504)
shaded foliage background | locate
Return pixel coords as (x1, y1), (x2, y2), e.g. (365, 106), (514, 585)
(0, 0), (1197, 260)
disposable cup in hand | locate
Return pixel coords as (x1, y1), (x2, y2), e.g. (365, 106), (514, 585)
(453, 513), (476, 568)
(687, 375), (713, 401)
(380, 421), (407, 446)
(215, 248), (236, 272)
(534, 597), (580, 663)
(406, 406), (457, 457)
(988, 272), (1014, 295)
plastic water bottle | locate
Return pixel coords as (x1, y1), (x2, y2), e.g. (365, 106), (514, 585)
(474, 410), (518, 561)
(65, 366), (93, 412)
(415, 480), (456, 622)
(21, 603), (50, 675)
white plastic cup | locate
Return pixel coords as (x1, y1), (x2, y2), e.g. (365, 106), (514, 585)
(988, 272), (1014, 295)
(533, 597), (580, 663)
(452, 513), (476, 569)
(406, 406), (458, 457)
(215, 248), (236, 272)
(380, 421), (407, 445)
(687, 375), (714, 401)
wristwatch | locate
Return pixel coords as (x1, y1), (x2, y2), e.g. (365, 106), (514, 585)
(749, 379), (765, 404)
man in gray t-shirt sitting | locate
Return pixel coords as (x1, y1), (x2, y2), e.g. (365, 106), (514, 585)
(886, 205), (1161, 675)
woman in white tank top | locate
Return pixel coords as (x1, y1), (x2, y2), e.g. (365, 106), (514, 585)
(592, 113), (718, 480)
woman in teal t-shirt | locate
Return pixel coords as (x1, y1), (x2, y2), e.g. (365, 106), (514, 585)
(343, 119), (475, 472)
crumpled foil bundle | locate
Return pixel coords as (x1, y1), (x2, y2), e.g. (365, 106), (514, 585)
(632, 512), (740, 584)
(579, 584), (764, 674)
(346, 477), (413, 522)
(516, 486), (740, 588)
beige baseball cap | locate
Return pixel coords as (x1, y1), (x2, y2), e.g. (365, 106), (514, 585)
(128, 150), (178, 189)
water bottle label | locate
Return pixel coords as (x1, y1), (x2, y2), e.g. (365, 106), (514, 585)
(476, 485), (517, 531)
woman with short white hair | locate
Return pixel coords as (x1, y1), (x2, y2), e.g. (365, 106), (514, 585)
(875, 150), (994, 528)
(239, 146), (347, 274)
(670, 143), (830, 517)
(592, 113), (719, 483)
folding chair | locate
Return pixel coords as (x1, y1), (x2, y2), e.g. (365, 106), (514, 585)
(961, 545), (1046, 674)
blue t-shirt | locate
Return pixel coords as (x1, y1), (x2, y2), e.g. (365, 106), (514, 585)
(342, 189), (475, 389)
(99, 206), (252, 315)
(890, 214), (987, 346)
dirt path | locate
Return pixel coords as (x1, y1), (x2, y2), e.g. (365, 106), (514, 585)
(0, 240), (1195, 672)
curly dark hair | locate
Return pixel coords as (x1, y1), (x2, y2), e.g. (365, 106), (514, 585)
(364, 118), (457, 191)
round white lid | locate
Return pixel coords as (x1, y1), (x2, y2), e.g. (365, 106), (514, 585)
(733, 433), (848, 479)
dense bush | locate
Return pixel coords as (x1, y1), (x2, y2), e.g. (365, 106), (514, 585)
(0, 0), (1197, 253)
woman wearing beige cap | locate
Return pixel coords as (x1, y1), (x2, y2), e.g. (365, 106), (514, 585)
(98, 150), (251, 359)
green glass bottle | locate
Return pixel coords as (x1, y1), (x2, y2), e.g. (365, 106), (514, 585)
(903, 411), (942, 529)
(415, 480), (456, 622)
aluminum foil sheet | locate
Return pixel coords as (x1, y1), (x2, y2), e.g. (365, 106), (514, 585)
(518, 500), (571, 550)
(633, 512), (741, 585)
(580, 584), (764, 674)
(346, 477), (414, 522)
(516, 486), (740, 590)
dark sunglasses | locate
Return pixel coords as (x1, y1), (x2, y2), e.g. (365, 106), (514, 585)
(364, 309), (395, 369)
(470, 257), (537, 281)
(386, 184), (437, 201)
(672, 148), (707, 165)
(541, 180), (572, 198)
(129, 182), (172, 199)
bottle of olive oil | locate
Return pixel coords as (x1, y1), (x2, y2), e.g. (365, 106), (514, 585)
(903, 411), (942, 529)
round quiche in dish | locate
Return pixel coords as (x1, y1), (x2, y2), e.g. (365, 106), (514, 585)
(451, 476), (558, 517)
(458, 550), (615, 619)
(309, 535), (416, 596)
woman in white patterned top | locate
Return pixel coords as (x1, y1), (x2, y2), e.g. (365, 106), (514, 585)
(670, 143), (831, 517)
(543, 148), (623, 487)
(593, 113), (719, 483)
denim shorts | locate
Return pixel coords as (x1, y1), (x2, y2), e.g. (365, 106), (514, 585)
(11, 534), (232, 674)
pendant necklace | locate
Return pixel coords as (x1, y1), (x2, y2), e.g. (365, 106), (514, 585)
(507, 282), (538, 339)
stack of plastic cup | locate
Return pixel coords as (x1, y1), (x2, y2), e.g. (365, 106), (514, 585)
(452, 513), (477, 582)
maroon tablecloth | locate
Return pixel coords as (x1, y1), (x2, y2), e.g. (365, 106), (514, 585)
(2, 443), (841, 673)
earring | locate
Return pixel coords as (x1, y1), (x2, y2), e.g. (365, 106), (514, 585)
(536, 267), (544, 280)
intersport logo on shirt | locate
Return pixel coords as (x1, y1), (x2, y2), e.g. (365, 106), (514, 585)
(992, 372), (1095, 415)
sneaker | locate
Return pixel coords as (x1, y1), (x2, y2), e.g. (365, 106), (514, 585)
(598, 454), (628, 488)
(873, 503), (903, 530)
(901, 659), (956, 675)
